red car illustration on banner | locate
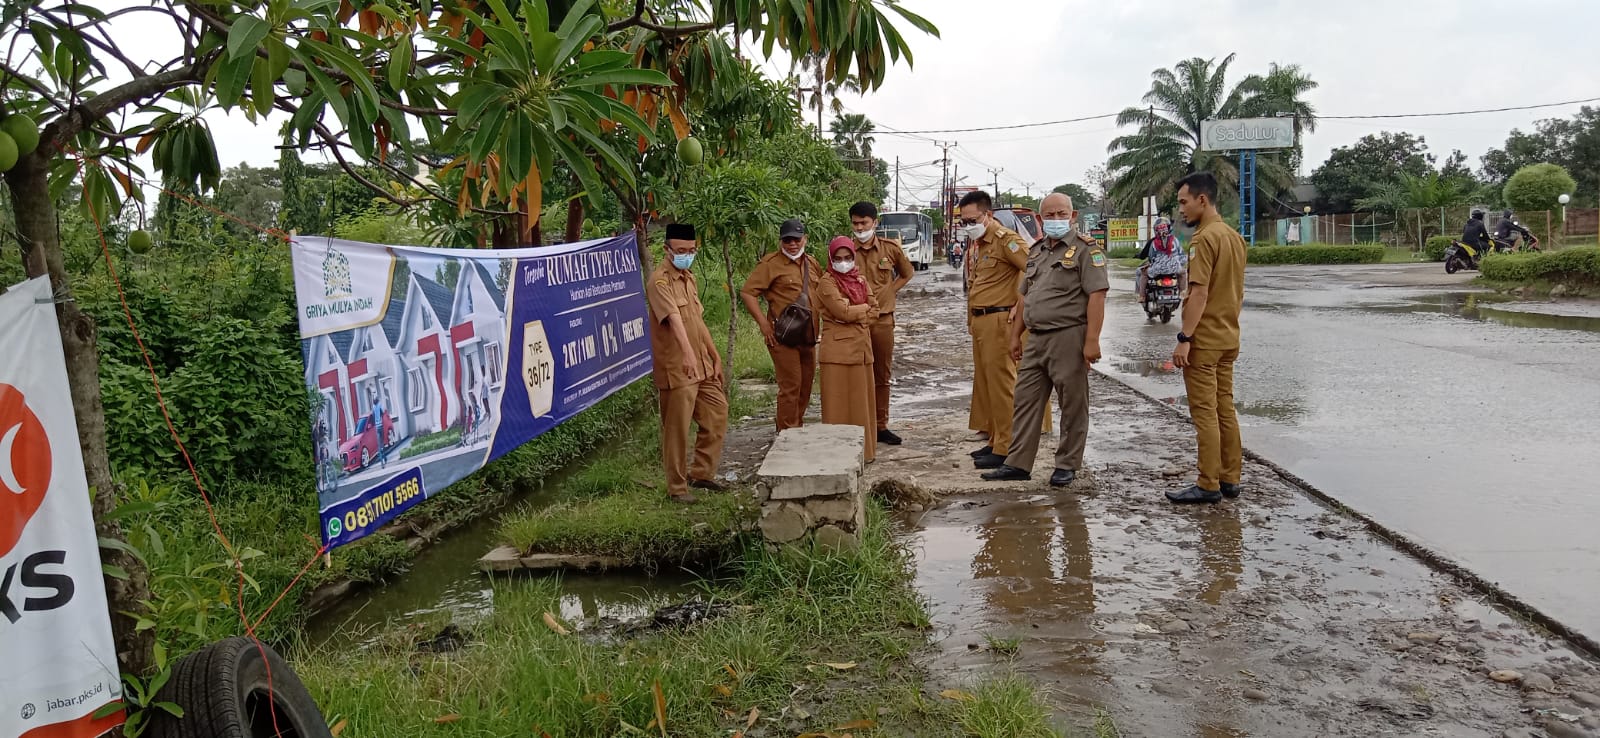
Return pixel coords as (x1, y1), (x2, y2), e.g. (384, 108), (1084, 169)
(340, 410), (394, 471)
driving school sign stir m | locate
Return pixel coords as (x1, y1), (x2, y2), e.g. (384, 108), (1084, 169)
(290, 234), (652, 549)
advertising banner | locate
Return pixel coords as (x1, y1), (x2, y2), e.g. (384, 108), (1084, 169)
(291, 235), (652, 549)
(0, 277), (125, 738)
(1107, 218), (1141, 251)
(1199, 117), (1296, 151)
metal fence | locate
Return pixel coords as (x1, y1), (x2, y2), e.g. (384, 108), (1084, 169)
(1260, 207), (1600, 249)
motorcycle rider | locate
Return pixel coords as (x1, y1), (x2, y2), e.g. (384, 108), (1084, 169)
(1135, 217), (1188, 302)
(1493, 209), (1536, 251)
(1461, 209), (1491, 255)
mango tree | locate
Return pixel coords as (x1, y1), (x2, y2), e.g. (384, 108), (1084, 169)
(0, 0), (935, 675)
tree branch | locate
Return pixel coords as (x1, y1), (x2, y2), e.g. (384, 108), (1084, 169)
(38, 8), (148, 80)
(607, 0), (718, 35)
(39, 57), (211, 150)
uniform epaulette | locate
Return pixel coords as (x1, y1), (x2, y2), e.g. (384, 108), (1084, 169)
(1078, 233), (1097, 245)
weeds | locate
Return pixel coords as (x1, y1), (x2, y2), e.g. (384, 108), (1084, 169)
(984, 633), (1023, 656)
(956, 674), (1065, 738)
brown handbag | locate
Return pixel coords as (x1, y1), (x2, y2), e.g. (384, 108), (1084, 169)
(772, 258), (817, 347)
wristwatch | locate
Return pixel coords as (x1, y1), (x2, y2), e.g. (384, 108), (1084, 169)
(1176, 332), (1193, 344)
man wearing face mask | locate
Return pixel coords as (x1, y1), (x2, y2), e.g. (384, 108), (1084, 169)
(740, 218), (824, 431)
(646, 223), (728, 503)
(980, 193), (1109, 486)
(848, 201), (915, 447)
(960, 190), (1030, 470)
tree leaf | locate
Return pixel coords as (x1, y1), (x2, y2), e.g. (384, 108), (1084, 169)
(214, 53), (254, 110)
(938, 688), (974, 702)
(651, 681), (667, 738)
(541, 611), (569, 635)
(388, 33), (412, 92)
(228, 16), (271, 61)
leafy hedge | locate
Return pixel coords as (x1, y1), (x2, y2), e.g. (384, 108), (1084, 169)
(1424, 235), (1454, 262)
(1480, 247), (1600, 285)
(1246, 244), (1385, 265)
(1107, 245), (1140, 259)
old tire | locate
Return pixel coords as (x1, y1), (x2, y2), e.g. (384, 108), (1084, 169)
(149, 637), (332, 738)
(1444, 257), (1461, 274)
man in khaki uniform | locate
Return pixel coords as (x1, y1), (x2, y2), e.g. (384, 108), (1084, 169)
(645, 223), (728, 503)
(980, 193), (1109, 486)
(1167, 172), (1247, 504)
(960, 191), (1030, 470)
(849, 201), (915, 446)
(739, 218), (822, 431)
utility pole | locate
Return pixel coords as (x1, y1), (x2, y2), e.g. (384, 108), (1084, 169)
(1024, 182), (1035, 200)
(936, 140), (955, 246)
(989, 168), (1003, 205)
(894, 156), (900, 211)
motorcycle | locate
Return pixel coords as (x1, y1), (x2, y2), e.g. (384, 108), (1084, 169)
(1142, 272), (1183, 323)
(1444, 236), (1534, 274)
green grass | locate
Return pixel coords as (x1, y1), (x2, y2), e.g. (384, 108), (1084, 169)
(984, 633), (1023, 656)
(297, 507), (1059, 737)
(1381, 248), (1422, 263)
(498, 420), (756, 566)
(956, 675), (1067, 738)
(398, 427), (464, 459)
(1246, 244), (1385, 265)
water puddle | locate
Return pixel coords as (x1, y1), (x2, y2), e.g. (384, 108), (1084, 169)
(307, 459), (701, 650)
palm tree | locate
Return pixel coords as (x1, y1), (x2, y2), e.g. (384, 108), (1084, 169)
(1106, 55), (1317, 211)
(793, 52), (864, 126)
(1239, 62), (1319, 171)
(830, 113), (877, 173)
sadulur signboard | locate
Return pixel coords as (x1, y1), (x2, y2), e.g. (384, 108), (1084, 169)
(1199, 117), (1295, 151)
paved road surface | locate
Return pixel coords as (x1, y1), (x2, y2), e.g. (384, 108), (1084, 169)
(1096, 262), (1600, 643)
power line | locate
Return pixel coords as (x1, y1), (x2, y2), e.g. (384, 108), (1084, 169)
(869, 95), (1600, 135)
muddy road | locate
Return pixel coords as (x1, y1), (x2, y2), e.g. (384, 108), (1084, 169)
(1092, 262), (1600, 644)
(874, 265), (1600, 736)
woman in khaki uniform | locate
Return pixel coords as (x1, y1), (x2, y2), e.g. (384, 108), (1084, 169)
(817, 237), (880, 462)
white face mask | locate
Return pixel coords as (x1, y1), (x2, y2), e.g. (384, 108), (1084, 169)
(964, 221), (987, 239)
(832, 259), (855, 273)
(783, 247), (804, 261)
(853, 229), (875, 242)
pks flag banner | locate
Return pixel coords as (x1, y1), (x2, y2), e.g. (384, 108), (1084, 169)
(290, 235), (652, 548)
(0, 277), (125, 738)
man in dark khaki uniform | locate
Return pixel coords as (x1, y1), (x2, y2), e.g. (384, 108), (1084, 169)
(960, 191), (1030, 470)
(1167, 172), (1247, 504)
(849, 201), (915, 446)
(645, 223), (728, 503)
(981, 193), (1109, 486)
(740, 218), (822, 431)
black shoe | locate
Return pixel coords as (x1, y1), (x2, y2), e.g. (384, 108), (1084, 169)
(688, 478), (727, 492)
(968, 445), (993, 459)
(877, 429), (903, 446)
(980, 464), (1031, 481)
(1049, 469), (1076, 488)
(1166, 485), (1223, 504)
(1221, 482), (1242, 499)
(973, 453), (1007, 470)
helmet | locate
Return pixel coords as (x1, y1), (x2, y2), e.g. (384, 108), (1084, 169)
(1502, 209), (1514, 219)
(1154, 217), (1171, 235)
(1471, 209), (1484, 220)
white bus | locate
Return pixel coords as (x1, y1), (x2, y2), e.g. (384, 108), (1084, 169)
(877, 211), (935, 271)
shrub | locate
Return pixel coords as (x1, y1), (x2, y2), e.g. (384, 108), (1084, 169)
(1504, 163), (1577, 241)
(1482, 247), (1600, 285)
(1107, 245), (1139, 259)
(1246, 244), (1385, 265)
(1424, 235), (1454, 262)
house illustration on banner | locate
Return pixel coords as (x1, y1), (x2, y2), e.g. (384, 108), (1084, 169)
(303, 257), (510, 481)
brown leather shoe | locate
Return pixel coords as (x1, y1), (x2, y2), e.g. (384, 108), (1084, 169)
(688, 478), (728, 492)
(669, 491), (699, 504)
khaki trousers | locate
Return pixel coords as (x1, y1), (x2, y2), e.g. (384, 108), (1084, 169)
(870, 315), (895, 430)
(970, 312), (1017, 456)
(659, 379), (728, 496)
(768, 342), (816, 431)
(1005, 325), (1089, 471)
(1182, 348), (1242, 491)
(821, 361), (877, 461)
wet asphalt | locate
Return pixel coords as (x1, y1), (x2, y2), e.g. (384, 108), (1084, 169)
(1092, 262), (1600, 644)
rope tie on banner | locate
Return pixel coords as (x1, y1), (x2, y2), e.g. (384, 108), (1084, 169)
(71, 156), (322, 734)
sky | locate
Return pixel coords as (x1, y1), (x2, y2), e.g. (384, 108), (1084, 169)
(98, 0), (1598, 210)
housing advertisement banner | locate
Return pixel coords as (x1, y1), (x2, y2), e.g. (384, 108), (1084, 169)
(291, 235), (652, 549)
(1107, 218), (1141, 251)
(0, 277), (125, 738)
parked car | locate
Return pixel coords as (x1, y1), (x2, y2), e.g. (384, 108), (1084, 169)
(991, 207), (1042, 246)
(340, 410), (395, 471)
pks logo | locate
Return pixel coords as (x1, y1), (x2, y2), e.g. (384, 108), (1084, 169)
(321, 247), (353, 300)
(0, 383), (51, 558)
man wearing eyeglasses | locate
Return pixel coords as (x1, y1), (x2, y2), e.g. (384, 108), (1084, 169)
(980, 193), (1108, 486)
(740, 218), (823, 432)
(960, 191), (1030, 470)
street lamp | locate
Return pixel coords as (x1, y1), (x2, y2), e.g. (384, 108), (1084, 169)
(1559, 193), (1571, 239)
